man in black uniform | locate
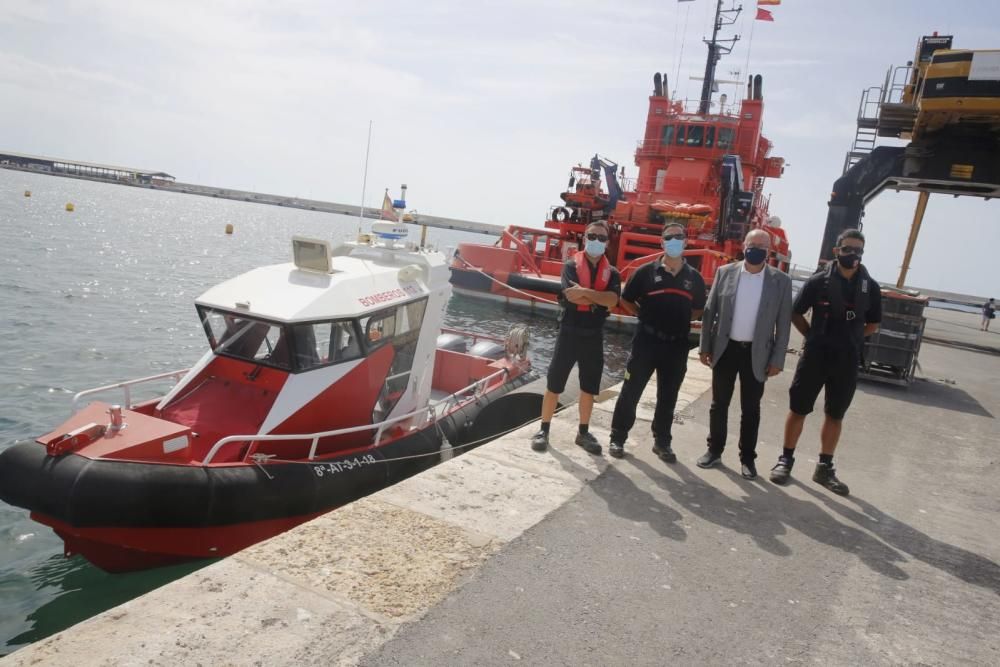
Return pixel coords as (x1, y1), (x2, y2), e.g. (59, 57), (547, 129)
(531, 220), (621, 454)
(608, 222), (706, 461)
(769, 228), (881, 495)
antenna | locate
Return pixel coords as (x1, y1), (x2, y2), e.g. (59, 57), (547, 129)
(358, 120), (373, 237)
(699, 1), (742, 115)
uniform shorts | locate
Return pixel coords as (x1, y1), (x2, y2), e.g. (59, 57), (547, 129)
(788, 343), (858, 420)
(546, 330), (604, 396)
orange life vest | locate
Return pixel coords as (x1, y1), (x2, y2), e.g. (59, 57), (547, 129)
(574, 251), (611, 311)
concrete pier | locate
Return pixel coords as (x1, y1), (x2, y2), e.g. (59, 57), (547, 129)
(4, 308), (999, 665)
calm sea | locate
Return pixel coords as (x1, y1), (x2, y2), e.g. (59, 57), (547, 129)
(0, 169), (634, 655)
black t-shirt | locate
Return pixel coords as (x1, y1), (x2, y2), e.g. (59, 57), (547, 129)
(622, 260), (707, 337)
(794, 266), (881, 349)
(558, 257), (622, 331)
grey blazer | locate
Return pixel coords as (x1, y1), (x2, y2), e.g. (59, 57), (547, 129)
(699, 262), (793, 383)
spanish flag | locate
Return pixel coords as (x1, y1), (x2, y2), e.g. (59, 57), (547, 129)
(380, 190), (398, 221)
(758, 0), (780, 5)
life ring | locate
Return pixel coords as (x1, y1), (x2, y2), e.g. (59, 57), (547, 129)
(552, 207), (571, 223)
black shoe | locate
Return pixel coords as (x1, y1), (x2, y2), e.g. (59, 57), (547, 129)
(813, 462), (850, 496)
(652, 442), (676, 463)
(769, 457), (793, 484)
(696, 450), (722, 469)
(530, 430), (549, 452)
(609, 442), (625, 459)
(741, 461), (758, 480)
(575, 431), (602, 455)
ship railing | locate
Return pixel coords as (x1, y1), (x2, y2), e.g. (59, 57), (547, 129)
(202, 366), (511, 465)
(71, 368), (191, 414)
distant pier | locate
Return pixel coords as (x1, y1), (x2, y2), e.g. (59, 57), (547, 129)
(0, 150), (502, 237)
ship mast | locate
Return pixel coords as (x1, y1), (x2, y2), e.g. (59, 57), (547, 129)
(698, 1), (742, 115)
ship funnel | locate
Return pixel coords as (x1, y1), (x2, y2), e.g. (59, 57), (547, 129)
(653, 72), (662, 97)
(753, 74), (763, 100)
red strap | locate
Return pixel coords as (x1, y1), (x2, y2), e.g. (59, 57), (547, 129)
(646, 288), (693, 300)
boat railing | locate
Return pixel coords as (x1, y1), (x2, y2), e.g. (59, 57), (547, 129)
(71, 368), (191, 414)
(437, 326), (505, 348)
(202, 366), (511, 465)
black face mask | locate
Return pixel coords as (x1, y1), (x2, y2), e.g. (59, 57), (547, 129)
(837, 253), (860, 269)
(744, 247), (767, 265)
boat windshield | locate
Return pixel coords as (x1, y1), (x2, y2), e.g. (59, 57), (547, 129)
(198, 306), (368, 372)
(199, 307), (293, 370)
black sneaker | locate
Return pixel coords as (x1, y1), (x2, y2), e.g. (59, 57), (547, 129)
(530, 430), (549, 452)
(575, 431), (602, 455)
(652, 441), (677, 463)
(696, 450), (722, 469)
(769, 457), (793, 484)
(741, 461), (758, 480)
(609, 442), (625, 459)
(813, 462), (850, 496)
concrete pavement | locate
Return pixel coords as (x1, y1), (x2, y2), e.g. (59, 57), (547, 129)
(366, 310), (1000, 666)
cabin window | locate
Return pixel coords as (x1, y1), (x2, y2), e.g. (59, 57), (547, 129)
(361, 298), (430, 423)
(704, 127), (716, 148)
(674, 125), (687, 146)
(290, 320), (362, 371)
(198, 307), (292, 370)
(686, 126), (704, 147)
(660, 125), (675, 145)
(718, 127), (735, 150)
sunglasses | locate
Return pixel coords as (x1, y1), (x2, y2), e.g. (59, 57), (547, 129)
(662, 233), (686, 241)
(838, 245), (864, 256)
(586, 233), (609, 242)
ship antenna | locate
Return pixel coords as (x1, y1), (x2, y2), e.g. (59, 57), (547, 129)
(699, 1), (741, 115)
(358, 120), (373, 237)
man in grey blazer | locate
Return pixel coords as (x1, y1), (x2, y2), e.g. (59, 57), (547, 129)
(697, 229), (793, 479)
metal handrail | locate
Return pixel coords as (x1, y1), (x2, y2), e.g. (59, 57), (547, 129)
(71, 368), (191, 413)
(202, 366), (511, 465)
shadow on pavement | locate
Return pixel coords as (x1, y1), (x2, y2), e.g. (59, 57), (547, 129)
(627, 457), (911, 580)
(858, 377), (994, 419)
(589, 463), (688, 542)
(797, 483), (1000, 597)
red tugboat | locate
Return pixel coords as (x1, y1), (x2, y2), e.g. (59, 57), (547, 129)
(450, 1), (791, 328)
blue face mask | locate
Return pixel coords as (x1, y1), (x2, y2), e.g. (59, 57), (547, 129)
(663, 238), (685, 258)
(744, 246), (767, 265)
(584, 239), (606, 257)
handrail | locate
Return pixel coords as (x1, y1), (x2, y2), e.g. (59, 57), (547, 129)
(438, 326), (505, 346)
(202, 366), (511, 465)
(71, 368), (191, 413)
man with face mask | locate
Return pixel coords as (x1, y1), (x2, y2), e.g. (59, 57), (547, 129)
(697, 229), (793, 479)
(531, 220), (621, 454)
(769, 228), (881, 494)
(607, 222), (706, 461)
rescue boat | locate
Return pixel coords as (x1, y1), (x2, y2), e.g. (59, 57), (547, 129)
(449, 2), (791, 328)
(0, 226), (536, 572)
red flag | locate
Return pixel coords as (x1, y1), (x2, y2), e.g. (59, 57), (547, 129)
(758, 0), (780, 5)
(755, 7), (774, 21)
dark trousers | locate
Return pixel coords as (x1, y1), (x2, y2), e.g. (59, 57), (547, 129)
(707, 341), (765, 462)
(610, 334), (689, 445)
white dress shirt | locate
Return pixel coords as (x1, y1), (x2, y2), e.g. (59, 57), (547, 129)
(729, 263), (765, 342)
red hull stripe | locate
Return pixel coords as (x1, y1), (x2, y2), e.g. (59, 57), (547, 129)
(646, 288), (693, 300)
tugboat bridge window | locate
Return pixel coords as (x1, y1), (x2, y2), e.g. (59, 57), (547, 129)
(660, 125), (676, 145)
(704, 127), (716, 148)
(717, 127), (735, 150)
(685, 126), (704, 147)
(674, 125), (687, 146)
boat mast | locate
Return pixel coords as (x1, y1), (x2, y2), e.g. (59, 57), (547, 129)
(698, 1), (742, 115)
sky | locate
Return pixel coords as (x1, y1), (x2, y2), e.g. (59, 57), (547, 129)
(1, 0), (999, 297)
